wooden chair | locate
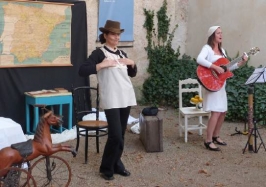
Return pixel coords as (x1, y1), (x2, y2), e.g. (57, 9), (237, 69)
(179, 78), (210, 142)
(72, 85), (108, 164)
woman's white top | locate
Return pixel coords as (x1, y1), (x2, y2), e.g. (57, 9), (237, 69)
(97, 47), (137, 110)
(197, 44), (238, 112)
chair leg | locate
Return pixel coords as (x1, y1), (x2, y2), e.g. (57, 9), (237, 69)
(76, 127), (80, 152)
(198, 116), (203, 135)
(184, 116), (188, 143)
(85, 130), (88, 164)
(96, 130), (99, 153)
(179, 112), (183, 137)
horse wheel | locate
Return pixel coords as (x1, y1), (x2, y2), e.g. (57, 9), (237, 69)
(0, 167), (36, 187)
(30, 155), (71, 187)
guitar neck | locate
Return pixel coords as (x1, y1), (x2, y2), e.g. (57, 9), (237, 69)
(226, 47), (259, 69)
(226, 50), (253, 68)
(226, 56), (242, 68)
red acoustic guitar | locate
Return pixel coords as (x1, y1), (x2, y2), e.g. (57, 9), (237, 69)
(196, 47), (260, 92)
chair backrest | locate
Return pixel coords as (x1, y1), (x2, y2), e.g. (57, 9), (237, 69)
(72, 85), (99, 122)
(179, 78), (202, 108)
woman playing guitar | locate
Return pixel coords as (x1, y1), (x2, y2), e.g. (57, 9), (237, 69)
(197, 26), (248, 151)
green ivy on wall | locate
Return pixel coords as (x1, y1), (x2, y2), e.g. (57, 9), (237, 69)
(141, 0), (266, 122)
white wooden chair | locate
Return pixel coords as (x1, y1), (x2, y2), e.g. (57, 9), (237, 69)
(179, 78), (210, 142)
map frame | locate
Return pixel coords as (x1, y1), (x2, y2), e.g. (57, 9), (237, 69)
(0, 0), (73, 68)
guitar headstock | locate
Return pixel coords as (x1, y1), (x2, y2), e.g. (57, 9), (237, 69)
(248, 47), (260, 56)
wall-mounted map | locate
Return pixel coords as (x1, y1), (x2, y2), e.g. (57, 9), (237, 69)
(0, 0), (72, 68)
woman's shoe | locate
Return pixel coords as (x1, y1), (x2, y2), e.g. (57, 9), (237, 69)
(212, 136), (227, 146)
(204, 141), (221, 151)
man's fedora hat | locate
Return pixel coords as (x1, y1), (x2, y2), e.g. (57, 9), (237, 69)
(99, 20), (124, 34)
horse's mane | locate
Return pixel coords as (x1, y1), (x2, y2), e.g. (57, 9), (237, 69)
(34, 117), (46, 143)
(34, 111), (52, 143)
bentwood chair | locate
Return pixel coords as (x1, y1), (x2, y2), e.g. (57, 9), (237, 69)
(179, 78), (210, 142)
(72, 85), (108, 164)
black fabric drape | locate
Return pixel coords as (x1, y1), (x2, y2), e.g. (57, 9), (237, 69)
(0, 0), (88, 132)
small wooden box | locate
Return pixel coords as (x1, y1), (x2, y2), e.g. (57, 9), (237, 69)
(139, 112), (163, 152)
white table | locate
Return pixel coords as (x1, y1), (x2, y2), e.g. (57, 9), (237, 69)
(0, 117), (27, 150)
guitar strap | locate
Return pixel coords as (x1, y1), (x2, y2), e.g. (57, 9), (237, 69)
(221, 50), (230, 71)
(221, 49), (227, 58)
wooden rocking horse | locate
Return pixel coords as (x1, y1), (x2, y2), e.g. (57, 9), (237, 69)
(0, 109), (77, 177)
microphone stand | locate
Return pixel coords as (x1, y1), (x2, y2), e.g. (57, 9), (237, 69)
(243, 67), (266, 153)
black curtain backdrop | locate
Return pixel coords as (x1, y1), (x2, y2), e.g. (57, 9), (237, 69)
(0, 0), (88, 132)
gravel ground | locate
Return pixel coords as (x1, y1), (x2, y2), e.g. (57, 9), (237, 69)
(53, 106), (266, 187)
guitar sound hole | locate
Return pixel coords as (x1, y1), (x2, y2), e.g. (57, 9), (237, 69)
(211, 70), (218, 79)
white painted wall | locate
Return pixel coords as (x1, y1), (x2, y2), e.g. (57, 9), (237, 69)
(186, 0), (263, 67)
(83, 0), (264, 100)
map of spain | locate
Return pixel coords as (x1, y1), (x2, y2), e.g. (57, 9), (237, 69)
(0, 1), (72, 67)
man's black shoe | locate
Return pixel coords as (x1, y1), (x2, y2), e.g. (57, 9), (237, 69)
(115, 169), (131, 177)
